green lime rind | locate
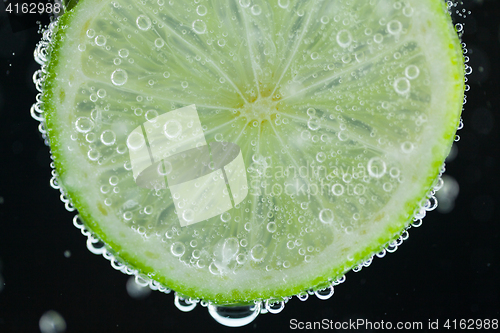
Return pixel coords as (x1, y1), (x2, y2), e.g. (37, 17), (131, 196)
(62, 0), (79, 12)
(41, 0), (464, 304)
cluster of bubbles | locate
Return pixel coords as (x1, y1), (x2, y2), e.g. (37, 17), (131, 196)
(392, 64), (420, 95)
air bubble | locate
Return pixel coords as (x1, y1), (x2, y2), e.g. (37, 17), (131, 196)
(387, 20), (402, 35)
(373, 33), (383, 43)
(181, 81), (189, 89)
(278, 0), (289, 8)
(319, 208), (334, 224)
(192, 19), (207, 34)
(145, 109), (158, 122)
(320, 16), (329, 24)
(111, 69), (128, 86)
(403, 5), (414, 16)
(86, 29), (95, 38)
(338, 131), (348, 141)
(464, 64), (472, 75)
(297, 293), (309, 301)
(306, 108), (316, 117)
(316, 152), (326, 163)
(221, 211), (231, 222)
(97, 89), (106, 98)
(336, 30), (352, 48)
(136, 15), (152, 31)
(393, 77), (410, 94)
(251, 5), (261, 15)
(266, 222), (277, 233)
(171, 242), (185, 257)
(235, 252), (246, 265)
(109, 175), (119, 186)
(95, 35), (106, 46)
(405, 65), (420, 80)
(86, 133), (95, 143)
(75, 117), (94, 133)
(126, 131), (145, 150)
(100, 130), (116, 146)
(118, 48), (129, 58)
(196, 5), (207, 16)
(209, 262), (221, 275)
(315, 285), (334, 300)
(401, 141), (414, 153)
(164, 120), (182, 139)
(208, 303), (261, 327)
(389, 167), (400, 178)
(307, 117), (320, 131)
(265, 300), (285, 314)
(239, 0), (251, 8)
(154, 38), (164, 48)
(250, 244), (267, 262)
(341, 54), (351, 64)
(182, 209), (194, 222)
(355, 52), (365, 62)
(174, 295), (197, 312)
(87, 149), (99, 161)
(163, 71), (170, 78)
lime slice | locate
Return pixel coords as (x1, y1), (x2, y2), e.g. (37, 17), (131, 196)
(36, 0), (464, 309)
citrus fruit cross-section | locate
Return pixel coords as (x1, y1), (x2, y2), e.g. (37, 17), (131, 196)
(36, 0), (465, 308)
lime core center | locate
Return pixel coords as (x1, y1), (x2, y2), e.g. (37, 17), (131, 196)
(239, 97), (278, 123)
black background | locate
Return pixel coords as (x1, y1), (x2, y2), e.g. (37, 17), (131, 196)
(0, 0), (499, 332)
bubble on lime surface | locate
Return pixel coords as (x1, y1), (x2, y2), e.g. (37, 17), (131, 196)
(136, 14), (151, 31)
(111, 69), (128, 86)
(192, 19), (207, 34)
